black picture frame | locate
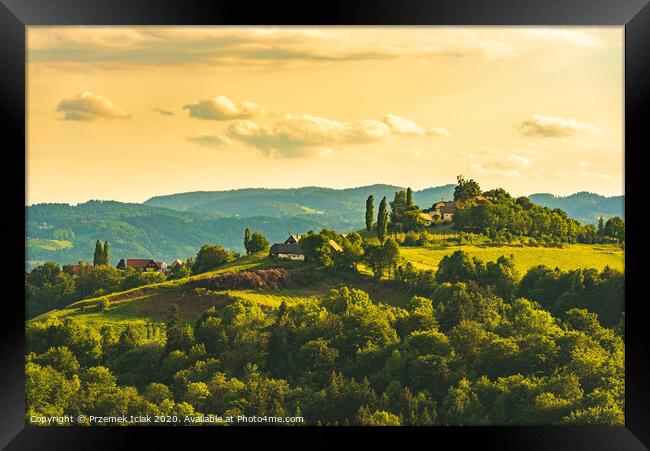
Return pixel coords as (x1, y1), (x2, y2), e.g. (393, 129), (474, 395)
(2, 0), (648, 448)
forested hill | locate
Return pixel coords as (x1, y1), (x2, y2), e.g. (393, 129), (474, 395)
(144, 184), (457, 217)
(26, 185), (624, 269)
(26, 201), (324, 268)
(528, 192), (624, 225)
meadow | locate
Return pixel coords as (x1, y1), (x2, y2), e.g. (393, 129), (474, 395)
(400, 243), (624, 274)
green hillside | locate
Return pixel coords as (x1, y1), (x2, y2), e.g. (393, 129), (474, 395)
(30, 242), (623, 330)
(26, 186), (624, 270)
(25, 201), (324, 269)
(27, 238), (624, 427)
(144, 184), (457, 216)
(529, 192), (624, 225)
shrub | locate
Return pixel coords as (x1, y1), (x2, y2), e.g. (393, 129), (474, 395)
(99, 298), (109, 312)
(187, 268), (314, 291)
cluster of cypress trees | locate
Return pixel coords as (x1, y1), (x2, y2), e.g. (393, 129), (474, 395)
(93, 240), (110, 266)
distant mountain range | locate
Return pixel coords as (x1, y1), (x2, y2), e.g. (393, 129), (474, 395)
(26, 185), (623, 269)
(528, 192), (624, 225)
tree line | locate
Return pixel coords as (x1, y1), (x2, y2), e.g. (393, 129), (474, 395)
(27, 250), (624, 425)
(363, 176), (625, 246)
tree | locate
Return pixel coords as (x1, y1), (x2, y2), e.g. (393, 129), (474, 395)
(436, 250), (480, 283)
(247, 232), (270, 254)
(382, 238), (401, 279)
(102, 241), (110, 266)
(390, 190), (408, 224)
(402, 209), (426, 232)
(597, 216), (605, 237)
(454, 175), (482, 202)
(406, 187), (414, 208)
(93, 240), (103, 266)
(377, 197), (389, 243)
(365, 195), (374, 231)
(244, 228), (252, 254)
(192, 244), (235, 274)
(604, 217), (625, 242)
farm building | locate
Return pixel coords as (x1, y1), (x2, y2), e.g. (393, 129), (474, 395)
(270, 242), (305, 261)
(116, 258), (167, 272)
(285, 235), (302, 244)
(169, 259), (184, 270)
(418, 212), (435, 226)
(438, 201), (457, 221)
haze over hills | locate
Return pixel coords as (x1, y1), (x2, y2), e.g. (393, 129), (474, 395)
(528, 192), (624, 225)
(26, 185), (624, 269)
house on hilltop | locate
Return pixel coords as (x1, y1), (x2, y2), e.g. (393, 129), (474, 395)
(270, 242), (305, 261)
(169, 259), (184, 270)
(418, 212), (435, 226)
(439, 201), (457, 221)
(270, 234), (305, 260)
(270, 234), (343, 261)
(116, 258), (166, 272)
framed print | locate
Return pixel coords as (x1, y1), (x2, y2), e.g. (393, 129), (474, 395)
(2, 0), (649, 448)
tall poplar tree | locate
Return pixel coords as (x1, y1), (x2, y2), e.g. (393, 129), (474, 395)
(406, 187), (414, 208)
(377, 197), (388, 243)
(597, 216), (605, 237)
(244, 228), (252, 254)
(103, 241), (110, 265)
(93, 240), (102, 266)
(365, 195), (374, 231)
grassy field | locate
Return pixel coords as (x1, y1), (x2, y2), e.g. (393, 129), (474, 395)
(29, 240), (624, 331)
(401, 243), (624, 274)
(27, 238), (73, 251)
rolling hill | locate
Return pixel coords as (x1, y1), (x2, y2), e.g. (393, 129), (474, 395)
(528, 191), (624, 225)
(26, 185), (624, 269)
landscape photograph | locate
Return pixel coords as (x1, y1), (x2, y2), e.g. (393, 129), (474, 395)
(25, 26), (624, 426)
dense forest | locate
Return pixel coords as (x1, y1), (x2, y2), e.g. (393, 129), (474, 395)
(26, 255), (624, 426)
(25, 178), (625, 426)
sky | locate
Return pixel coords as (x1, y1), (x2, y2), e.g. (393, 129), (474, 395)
(26, 26), (624, 205)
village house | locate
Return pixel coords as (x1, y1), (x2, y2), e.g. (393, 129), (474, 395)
(116, 258), (166, 272)
(270, 242), (305, 261)
(169, 259), (184, 270)
(270, 234), (344, 261)
(418, 212), (435, 226)
(439, 201), (456, 221)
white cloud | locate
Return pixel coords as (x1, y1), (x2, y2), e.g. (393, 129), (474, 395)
(519, 29), (603, 48)
(519, 114), (600, 137)
(185, 132), (232, 148)
(383, 114), (451, 138)
(183, 95), (262, 120)
(56, 91), (129, 121)
(471, 153), (532, 177)
(29, 27), (521, 69)
(225, 113), (448, 158)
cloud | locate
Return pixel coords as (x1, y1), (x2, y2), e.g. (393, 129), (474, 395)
(153, 107), (174, 116)
(471, 153), (532, 177)
(185, 132), (232, 148)
(518, 114), (600, 137)
(183, 95), (262, 120)
(383, 114), (451, 138)
(28, 27), (521, 69)
(56, 91), (129, 121)
(224, 113), (447, 158)
(519, 29), (603, 47)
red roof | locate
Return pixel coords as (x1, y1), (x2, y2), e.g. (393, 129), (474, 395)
(154, 261), (165, 269)
(126, 259), (157, 269)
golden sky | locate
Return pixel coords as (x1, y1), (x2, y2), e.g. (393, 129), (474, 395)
(27, 27), (624, 204)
